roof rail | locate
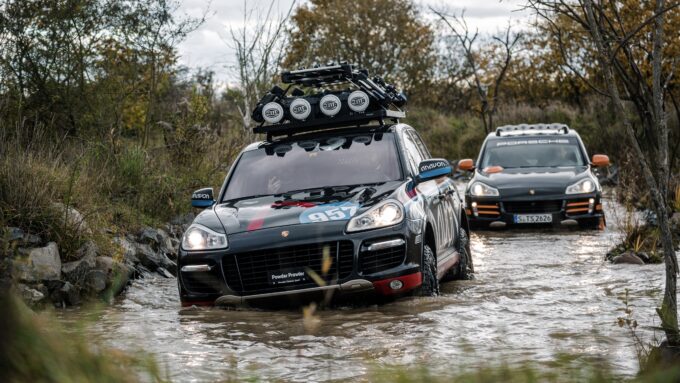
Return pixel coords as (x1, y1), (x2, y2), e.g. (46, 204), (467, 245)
(251, 63), (407, 140)
(495, 123), (569, 137)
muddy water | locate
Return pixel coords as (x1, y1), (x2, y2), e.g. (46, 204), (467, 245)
(57, 195), (671, 382)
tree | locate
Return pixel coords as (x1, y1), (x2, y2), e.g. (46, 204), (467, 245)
(0, 0), (205, 141)
(431, 8), (522, 134)
(527, 0), (680, 345)
(227, 0), (294, 136)
(283, 0), (436, 101)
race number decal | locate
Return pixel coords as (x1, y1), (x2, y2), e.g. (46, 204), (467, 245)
(299, 202), (359, 223)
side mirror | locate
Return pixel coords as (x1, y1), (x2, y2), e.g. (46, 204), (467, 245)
(458, 159), (475, 171)
(591, 154), (610, 167)
(416, 158), (452, 183)
(191, 187), (215, 208)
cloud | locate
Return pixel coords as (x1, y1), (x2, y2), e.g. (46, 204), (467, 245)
(175, 0), (531, 82)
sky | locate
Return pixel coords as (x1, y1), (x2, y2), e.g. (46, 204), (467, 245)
(176, 0), (533, 84)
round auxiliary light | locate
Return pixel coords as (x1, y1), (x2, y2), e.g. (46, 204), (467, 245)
(319, 94), (341, 116)
(347, 90), (370, 112)
(289, 98), (312, 120)
(389, 279), (404, 290)
(262, 102), (284, 124)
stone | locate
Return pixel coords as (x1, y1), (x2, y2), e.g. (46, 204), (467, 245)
(95, 256), (116, 274)
(85, 270), (107, 293)
(17, 283), (45, 305)
(76, 240), (98, 259)
(113, 236), (138, 264)
(61, 253), (96, 284)
(637, 252), (651, 263)
(156, 267), (174, 278)
(139, 227), (161, 247)
(3, 227), (42, 246)
(15, 242), (61, 281)
(612, 251), (645, 265)
(53, 281), (81, 306)
(51, 202), (91, 234)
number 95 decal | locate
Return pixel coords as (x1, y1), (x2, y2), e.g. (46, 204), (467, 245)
(299, 202), (359, 223)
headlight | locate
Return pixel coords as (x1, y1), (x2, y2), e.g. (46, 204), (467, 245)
(181, 224), (228, 251)
(470, 182), (499, 197)
(346, 200), (404, 232)
(566, 178), (596, 194)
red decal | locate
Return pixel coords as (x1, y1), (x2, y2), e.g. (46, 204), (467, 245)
(372, 272), (422, 295)
(272, 201), (317, 208)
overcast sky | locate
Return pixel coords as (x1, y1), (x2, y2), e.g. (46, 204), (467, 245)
(176, 0), (532, 84)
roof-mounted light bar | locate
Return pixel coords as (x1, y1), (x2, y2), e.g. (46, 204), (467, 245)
(495, 123), (570, 137)
(251, 63), (407, 139)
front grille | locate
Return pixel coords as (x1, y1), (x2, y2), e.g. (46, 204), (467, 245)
(181, 269), (223, 295)
(223, 241), (354, 293)
(503, 200), (562, 214)
(359, 243), (406, 275)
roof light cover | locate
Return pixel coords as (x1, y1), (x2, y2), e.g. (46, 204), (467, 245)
(262, 102), (284, 124)
(348, 90), (370, 112)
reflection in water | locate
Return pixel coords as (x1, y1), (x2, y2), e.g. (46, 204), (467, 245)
(57, 195), (670, 382)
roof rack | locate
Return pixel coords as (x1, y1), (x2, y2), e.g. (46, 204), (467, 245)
(251, 63), (407, 140)
(495, 123), (569, 137)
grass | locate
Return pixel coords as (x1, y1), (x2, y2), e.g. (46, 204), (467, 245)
(0, 292), (166, 383)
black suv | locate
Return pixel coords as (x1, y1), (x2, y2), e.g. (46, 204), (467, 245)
(178, 64), (473, 307)
(459, 124), (610, 229)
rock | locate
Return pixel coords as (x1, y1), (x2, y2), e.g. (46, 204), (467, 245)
(671, 212), (680, 228)
(3, 227), (42, 246)
(135, 242), (176, 274)
(5, 227), (24, 242)
(113, 236), (139, 264)
(51, 202), (91, 234)
(15, 242), (61, 281)
(157, 229), (177, 258)
(138, 227), (161, 247)
(156, 267), (174, 278)
(85, 270), (107, 293)
(76, 240), (98, 259)
(612, 251), (645, 265)
(61, 254), (96, 284)
(95, 256), (115, 274)
(17, 283), (45, 305)
(51, 281), (81, 306)
(637, 252), (651, 263)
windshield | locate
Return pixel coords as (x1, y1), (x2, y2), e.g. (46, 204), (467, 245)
(222, 133), (401, 201)
(480, 137), (586, 168)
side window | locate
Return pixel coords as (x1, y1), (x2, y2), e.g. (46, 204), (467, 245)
(409, 130), (431, 159)
(402, 130), (424, 175)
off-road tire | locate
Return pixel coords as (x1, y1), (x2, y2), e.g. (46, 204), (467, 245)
(420, 244), (439, 296)
(453, 229), (474, 280)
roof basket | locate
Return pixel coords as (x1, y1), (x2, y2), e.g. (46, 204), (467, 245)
(251, 62), (407, 139)
(495, 123), (569, 136)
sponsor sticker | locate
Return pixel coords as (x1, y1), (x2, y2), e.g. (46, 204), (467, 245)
(268, 268), (308, 286)
(348, 91), (369, 112)
(319, 94), (341, 116)
(299, 202), (360, 223)
(289, 98), (311, 120)
(262, 102), (284, 123)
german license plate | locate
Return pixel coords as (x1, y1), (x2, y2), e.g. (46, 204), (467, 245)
(268, 268), (308, 286)
(513, 214), (552, 224)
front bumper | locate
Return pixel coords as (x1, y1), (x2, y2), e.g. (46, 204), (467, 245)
(464, 193), (605, 228)
(177, 220), (424, 307)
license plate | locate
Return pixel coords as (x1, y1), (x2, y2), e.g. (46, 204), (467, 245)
(513, 214), (553, 224)
(268, 268), (308, 286)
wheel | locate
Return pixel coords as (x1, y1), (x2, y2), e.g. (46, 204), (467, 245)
(453, 229), (474, 280)
(419, 244), (439, 296)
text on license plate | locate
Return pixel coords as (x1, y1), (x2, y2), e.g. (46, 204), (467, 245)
(513, 214), (553, 224)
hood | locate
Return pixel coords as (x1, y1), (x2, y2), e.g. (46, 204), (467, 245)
(213, 181), (402, 234)
(471, 166), (591, 198)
